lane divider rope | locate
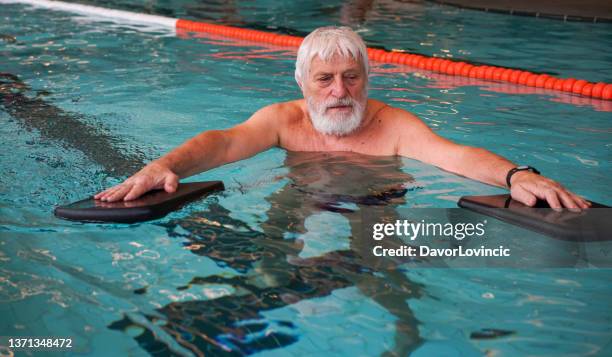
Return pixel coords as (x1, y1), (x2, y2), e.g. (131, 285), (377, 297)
(4, 0), (611, 100)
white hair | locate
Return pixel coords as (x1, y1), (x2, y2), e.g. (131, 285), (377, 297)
(295, 26), (369, 86)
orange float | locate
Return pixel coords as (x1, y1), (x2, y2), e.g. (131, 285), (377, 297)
(500, 69), (513, 81)
(484, 67), (496, 80)
(526, 74), (538, 87)
(518, 72), (531, 85)
(553, 79), (565, 91)
(535, 74), (549, 88)
(591, 82), (606, 98)
(602, 84), (612, 100)
(439, 60), (450, 73)
(581, 83), (593, 97)
(544, 77), (557, 89)
(461, 64), (474, 77)
(453, 62), (467, 76)
(509, 70), (521, 83)
(492, 68), (504, 81)
(572, 80), (588, 94)
(562, 78), (577, 92)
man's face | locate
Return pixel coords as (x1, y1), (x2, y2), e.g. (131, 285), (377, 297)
(302, 54), (368, 136)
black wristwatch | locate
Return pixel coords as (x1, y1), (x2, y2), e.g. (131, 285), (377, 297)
(506, 165), (540, 188)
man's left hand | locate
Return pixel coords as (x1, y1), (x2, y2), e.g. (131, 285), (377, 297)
(509, 171), (591, 210)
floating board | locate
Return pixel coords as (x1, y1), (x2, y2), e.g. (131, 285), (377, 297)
(458, 194), (610, 241)
(54, 181), (224, 223)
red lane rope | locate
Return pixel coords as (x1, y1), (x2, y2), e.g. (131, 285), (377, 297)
(176, 19), (612, 101)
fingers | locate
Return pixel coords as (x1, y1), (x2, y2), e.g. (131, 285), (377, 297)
(94, 164), (180, 202)
(94, 184), (125, 201)
(510, 186), (537, 207)
(512, 178), (591, 211)
(570, 193), (591, 209)
(544, 189), (563, 210)
(104, 184), (134, 202)
(546, 182), (592, 211)
(164, 172), (179, 193)
(94, 185), (118, 199)
(556, 189), (583, 211)
(96, 171), (179, 202)
(124, 183), (151, 201)
(96, 180), (147, 202)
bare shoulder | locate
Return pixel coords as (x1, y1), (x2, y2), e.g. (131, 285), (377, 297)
(368, 100), (428, 134)
(227, 101), (303, 149)
(256, 100), (302, 116)
(373, 101), (421, 123)
(278, 99), (306, 123)
(250, 100), (304, 126)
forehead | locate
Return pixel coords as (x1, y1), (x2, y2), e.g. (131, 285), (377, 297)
(309, 54), (363, 75)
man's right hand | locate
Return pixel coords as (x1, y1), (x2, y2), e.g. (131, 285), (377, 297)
(94, 162), (179, 202)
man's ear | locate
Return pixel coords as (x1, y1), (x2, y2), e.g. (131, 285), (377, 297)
(296, 79), (307, 98)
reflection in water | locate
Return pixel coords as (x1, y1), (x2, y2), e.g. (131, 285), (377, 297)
(0, 72), (146, 176)
(111, 152), (425, 356)
(0, 33), (19, 44)
(340, 0), (375, 26)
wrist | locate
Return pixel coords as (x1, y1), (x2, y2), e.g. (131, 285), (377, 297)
(506, 165), (540, 188)
(149, 159), (174, 173)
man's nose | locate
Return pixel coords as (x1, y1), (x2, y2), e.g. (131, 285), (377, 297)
(330, 76), (348, 98)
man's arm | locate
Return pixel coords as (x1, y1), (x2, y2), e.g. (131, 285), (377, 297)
(393, 107), (590, 209)
(95, 104), (282, 202)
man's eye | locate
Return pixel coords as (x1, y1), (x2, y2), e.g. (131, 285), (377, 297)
(318, 76), (332, 82)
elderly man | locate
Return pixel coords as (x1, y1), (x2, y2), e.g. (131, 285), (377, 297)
(96, 26), (589, 210)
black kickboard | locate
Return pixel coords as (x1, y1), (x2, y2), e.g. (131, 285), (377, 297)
(458, 194), (610, 241)
(54, 181), (224, 223)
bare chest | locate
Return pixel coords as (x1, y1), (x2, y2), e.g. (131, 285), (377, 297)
(280, 119), (398, 156)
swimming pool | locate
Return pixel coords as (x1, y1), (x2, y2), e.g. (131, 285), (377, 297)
(1, 1), (611, 356)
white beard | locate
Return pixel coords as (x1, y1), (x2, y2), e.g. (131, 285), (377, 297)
(306, 94), (367, 136)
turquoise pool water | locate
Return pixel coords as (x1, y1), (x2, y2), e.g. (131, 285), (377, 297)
(1, 1), (611, 356)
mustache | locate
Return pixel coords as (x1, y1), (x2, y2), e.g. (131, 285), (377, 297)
(324, 97), (354, 109)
